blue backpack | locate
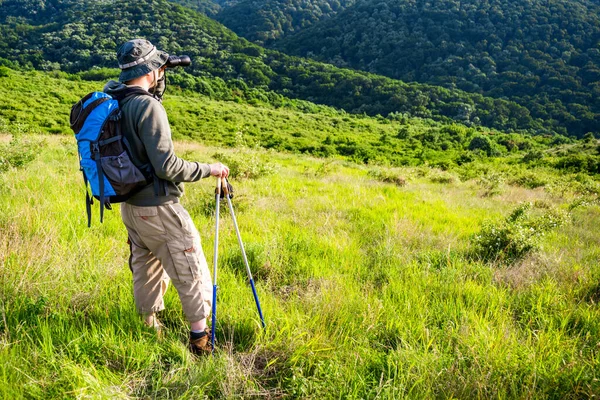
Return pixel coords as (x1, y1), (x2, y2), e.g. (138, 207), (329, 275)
(70, 90), (153, 226)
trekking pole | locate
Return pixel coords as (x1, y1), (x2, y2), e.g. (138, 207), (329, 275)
(210, 177), (222, 354)
(222, 179), (266, 329)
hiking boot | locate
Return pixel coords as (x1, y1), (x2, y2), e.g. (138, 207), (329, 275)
(189, 328), (213, 356)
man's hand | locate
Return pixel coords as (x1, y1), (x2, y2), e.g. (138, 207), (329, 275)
(209, 162), (230, 178)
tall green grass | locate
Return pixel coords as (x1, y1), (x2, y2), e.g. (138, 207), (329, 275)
(1, 135), (599, 398)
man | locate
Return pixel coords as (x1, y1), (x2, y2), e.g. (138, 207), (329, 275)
(103, 38), (227, 355)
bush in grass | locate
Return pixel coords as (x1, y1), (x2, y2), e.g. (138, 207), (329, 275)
(313, 160), (336, 177)
(522, 150), (544, 163)
(429, 170), (456, 184)
(212, 151), (276, 179)
(0, 133), (43, 173)
(368, 168), (407, 186)
(510, 172), (547, 189)
(554, 154), (600, 174)
(547, 175), (600, 198)
(478, 172), (505, 196)
(471, 202), (568, 263)
(468, 135), (504, 157)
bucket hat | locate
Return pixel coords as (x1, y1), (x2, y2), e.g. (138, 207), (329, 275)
(117, 39), (169, 83)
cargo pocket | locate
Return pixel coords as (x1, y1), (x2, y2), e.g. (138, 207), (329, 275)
(168, 204), (195, 235)
(132, 206), (166, 235)
(166, 238), (201, 283)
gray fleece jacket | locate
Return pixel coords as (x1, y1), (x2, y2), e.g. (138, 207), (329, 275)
(103, 80), (211, 206)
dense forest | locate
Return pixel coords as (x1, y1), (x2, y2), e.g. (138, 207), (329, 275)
(0, 0), (553, 135)
(169, 0), (355, 45)
(215, 0), (355, 45)
(274, 0), (600, 137)
(169, 0), (222, 16)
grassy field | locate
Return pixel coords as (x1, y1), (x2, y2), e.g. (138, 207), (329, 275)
(1, 131), (599, 398)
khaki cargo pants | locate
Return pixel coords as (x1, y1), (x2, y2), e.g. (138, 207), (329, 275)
(121, 202), (213, 323)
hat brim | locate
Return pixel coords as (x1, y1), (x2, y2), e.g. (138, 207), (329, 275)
(119, 50), (169, 83)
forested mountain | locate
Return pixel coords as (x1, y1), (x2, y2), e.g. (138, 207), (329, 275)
(168, 0), (222, 16)
(275, 0), (600, 137)
(215, 0), (355, 45)
(170, 0), (355, 45)
(0, 0), (547, 134)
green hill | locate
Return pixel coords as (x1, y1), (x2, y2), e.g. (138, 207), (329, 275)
(1, 41), (599, 399)
(6, 66), (600, 175)
(275, 0), (600, 137)
(1, 2), (599, 397)
(0, 0), (562, 134)
(1, 98), (600, 398)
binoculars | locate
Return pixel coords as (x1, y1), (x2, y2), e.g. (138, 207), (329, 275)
(166, 55), (191, 68)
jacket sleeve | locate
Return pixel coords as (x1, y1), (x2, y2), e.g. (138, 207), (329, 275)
(135, 97), (212, 182)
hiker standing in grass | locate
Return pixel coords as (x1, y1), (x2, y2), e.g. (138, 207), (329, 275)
(103, 39), (228, 355)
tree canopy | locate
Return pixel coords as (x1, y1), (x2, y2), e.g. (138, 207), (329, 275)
(274, 0), (600, 137)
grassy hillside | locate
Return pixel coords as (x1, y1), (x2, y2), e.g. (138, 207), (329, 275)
(0, 0), (558, 134)
(1, 132), (599, 398)
(6, 67), (600, 177)
(1, 66), (600, 397)
(275, 0), (600, 137)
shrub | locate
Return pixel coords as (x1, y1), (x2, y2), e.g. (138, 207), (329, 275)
(471, 202), (568, 264)
(454, 152), (475, 166)
(0, 134), (44, 173)
(429, 170), (456, 184)
(368, 168), (407, 186)
(212, 151), (276, 179)
(510, 172), (547, 189)
(583, 132), (596, 143)
(313, 160), (336, 177)
(478, 172), (505, 196)
(430, 159), (453, 171)
(554, 155), (600, 174)
(522, 150), (544, 163)
(468, 136), (492, 155)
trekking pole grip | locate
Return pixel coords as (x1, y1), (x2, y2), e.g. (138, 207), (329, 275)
(221, 178), (230, 198)
(215, 176), (222, 197)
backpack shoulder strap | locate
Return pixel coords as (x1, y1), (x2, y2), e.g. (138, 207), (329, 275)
(70, 92), (111, 135)
(109, 87), (168, 197)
